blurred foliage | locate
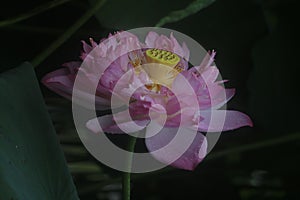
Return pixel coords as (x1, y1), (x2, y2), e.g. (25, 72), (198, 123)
(0, 0), (72, 27)
(0, 0), (300, 199)
(92, 0), (216, 28)
(90, 0), (193, 29)
(156, 0), (216, 27)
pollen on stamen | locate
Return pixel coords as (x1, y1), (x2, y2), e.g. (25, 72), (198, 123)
(128, 51), (144, 68)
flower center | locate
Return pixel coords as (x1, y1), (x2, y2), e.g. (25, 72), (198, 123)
(143, 49), (183, 92)
(145, 49), (180, 67)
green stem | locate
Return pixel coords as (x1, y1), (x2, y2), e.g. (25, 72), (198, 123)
(0, 0), (73, 27)
(31, 0), (106, 68)
(122, 136), (137, 200)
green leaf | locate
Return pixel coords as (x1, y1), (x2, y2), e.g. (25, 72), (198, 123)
(156, 0), (216, 27)
(0, 62), (79, 200)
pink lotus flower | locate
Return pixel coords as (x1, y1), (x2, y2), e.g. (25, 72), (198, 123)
(42, 31), (253, 170)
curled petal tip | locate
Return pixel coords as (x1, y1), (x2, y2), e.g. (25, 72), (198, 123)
(248, 118), (254, 127)
(86, 118), (101, 134)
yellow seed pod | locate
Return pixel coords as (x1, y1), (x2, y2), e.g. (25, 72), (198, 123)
(145, 49), (180, 67)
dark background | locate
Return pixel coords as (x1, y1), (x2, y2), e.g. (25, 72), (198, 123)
(1, 0), (299, 199)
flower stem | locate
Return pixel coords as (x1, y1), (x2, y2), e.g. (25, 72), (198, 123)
(31, 0), (106, 68)
(122, 136), (137, 200)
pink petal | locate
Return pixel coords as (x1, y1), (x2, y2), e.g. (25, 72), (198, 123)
(62, 61), (81, 74)
(145, 127), (207, 170)
(145, 31), (159, 48)
(42, 68), (74, 99)
(200, 66), (220, 83)
(198, 110), (253, 132)
(175, 69), (236, 109)
(80, 38), (99, 59)
(42, 69), (110, 109)
(43, 73), (74, 88)
(181, 42), (190, 61)
(86, 114), (122, 134)
(72, 88), (111, 110)
(211, 88), (235, 109)
(86, 113), (149, 134)
(155, 35), (173, 51)
(169, 32), (190, 62)
(81, 40), (93, 54)
(195, 50), (216, 72)
(170, 32), (184, 59)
